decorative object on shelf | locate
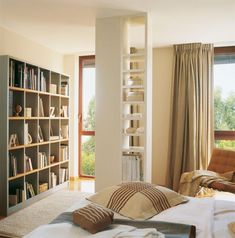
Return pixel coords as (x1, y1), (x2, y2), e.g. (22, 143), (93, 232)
(61, 125), (69, 139)
(60, 106), (68, 117)
(38, 125), (44, 142)
(28, 133), (33, 144)
(14, 104), (22, 117)
(130, 47), (138, 54)
(25, 107), (32, 117)
(49, 107), (55, 117)
(50, 155), (55, 163)
(9, 134), (19, 147)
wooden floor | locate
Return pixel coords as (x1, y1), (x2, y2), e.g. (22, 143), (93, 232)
(0, 178), (95, 221)
(68, 178), (95, 193)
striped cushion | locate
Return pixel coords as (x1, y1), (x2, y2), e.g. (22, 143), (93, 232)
(87, 182), (188, 220)
(73, 204), (114, 234)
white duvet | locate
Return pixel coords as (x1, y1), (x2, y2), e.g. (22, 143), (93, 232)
(24, 193), (235, 238)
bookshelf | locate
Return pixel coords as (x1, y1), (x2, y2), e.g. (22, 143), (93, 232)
(0, 55), (70, 216)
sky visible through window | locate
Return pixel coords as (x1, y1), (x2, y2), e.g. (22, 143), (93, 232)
(83, 68), (95, 122)
(214, 63), (235, 99)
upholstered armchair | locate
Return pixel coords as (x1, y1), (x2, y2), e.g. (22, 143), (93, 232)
(207, 148), (235, 193)
(179, 148), (235, 196)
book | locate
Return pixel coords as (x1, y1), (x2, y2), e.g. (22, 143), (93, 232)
(25, 156), (33, 172)
(39, 98), (45, 117)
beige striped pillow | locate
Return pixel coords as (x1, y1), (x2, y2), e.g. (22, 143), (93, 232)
(73, 204), (114, 234)
(87, 182), (188, 220)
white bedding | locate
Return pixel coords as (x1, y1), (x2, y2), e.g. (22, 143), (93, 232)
(24, 193), (235, 238)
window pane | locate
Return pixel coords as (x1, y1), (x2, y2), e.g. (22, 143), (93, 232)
(214, 51), (235, 149)
(81, 135), (95, 176)
(82, 67), (95, 131)
(214, 62), (235, 131)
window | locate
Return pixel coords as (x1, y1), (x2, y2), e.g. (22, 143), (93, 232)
(214, 47), (235, 149)
(79, 56), (95, 177)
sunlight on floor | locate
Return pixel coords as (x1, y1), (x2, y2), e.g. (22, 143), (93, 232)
(68, 178), (95, 193)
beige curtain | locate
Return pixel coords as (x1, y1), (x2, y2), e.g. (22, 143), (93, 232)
(167, 43), (214, 191)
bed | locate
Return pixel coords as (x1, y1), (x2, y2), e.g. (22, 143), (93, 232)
(24, 189), (235, 238)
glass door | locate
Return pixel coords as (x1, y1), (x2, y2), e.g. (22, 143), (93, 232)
(79, 56), (95, 177)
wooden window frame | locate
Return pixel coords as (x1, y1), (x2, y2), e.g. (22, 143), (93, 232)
(78, 55), (95, 178)
(214, 46), (235, 141)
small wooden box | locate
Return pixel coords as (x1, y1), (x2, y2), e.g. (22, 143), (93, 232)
(39, 183), (48, 193)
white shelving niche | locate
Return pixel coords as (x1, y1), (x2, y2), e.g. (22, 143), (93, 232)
(121, 14), (152, 183)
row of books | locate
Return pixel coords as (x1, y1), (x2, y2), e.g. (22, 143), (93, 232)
(9, 61), (24, 88)
(9, 182), (35, 206)
(38, 152), (48, 168)
(122, 155), (141, 182)
(60, 145), (68, 161)
(9, 61), (68, 95)
(25, 67), (38, 90)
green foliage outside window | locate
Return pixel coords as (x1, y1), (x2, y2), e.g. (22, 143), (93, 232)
(81, 97), (95, 176)
(214, 87), (235, 149)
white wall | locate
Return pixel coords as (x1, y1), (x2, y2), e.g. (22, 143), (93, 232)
(95, 17), (122, 191)
(0, 27), (63, 72)
(152, 47), (174, 186)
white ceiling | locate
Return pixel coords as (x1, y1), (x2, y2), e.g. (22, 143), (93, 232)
(0, 0), (235, 54)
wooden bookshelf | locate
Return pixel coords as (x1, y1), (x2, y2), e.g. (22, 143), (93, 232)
(0, 55), (70, 216)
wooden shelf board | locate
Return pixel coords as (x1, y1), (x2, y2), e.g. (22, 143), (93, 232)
(9, 86), (24, 92)
(24, 89), (39, 94)
(8, 117), (24, 120)
(8, 145), (25, 150)
(9, 87), (69, 98)
(38, 117), (50, 120)
(9, 173), (25, 181)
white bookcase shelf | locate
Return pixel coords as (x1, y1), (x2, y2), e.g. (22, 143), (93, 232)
(0, 55), (70, 216)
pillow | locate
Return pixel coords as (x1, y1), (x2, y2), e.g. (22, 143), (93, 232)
(73, 204), (114, 234)
(87, 182), (188, 220)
